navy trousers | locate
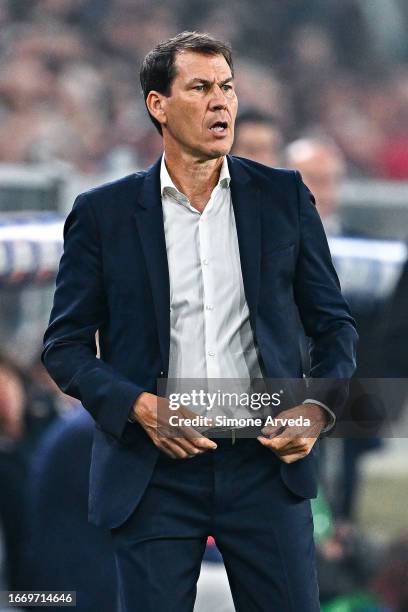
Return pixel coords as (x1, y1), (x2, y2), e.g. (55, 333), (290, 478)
(110, 437), (320, 612)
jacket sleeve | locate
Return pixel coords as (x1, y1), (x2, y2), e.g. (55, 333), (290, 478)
(293, 171), (359, 418)
(42, 194), (145, 439)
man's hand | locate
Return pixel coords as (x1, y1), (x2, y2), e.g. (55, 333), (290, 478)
(130, 392), (217, 459)
(256, 403), (328, 464)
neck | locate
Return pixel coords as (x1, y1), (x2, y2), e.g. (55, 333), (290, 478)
(163, 145), (225, 213)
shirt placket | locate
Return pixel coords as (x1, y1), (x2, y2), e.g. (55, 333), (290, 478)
(199, 194), (219, 380)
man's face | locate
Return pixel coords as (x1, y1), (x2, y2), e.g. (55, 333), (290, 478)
(160, 50), (238, 159)
(295, 151), (343, 219)
(233, 122), (282, 167)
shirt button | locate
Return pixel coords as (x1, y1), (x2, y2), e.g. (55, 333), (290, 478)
(205, 305), (214, 311)
(208, 351), (215, 357)
(202, 258), (209, 265)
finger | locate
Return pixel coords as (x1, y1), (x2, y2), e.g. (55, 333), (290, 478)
(146, 427), (180, 458)
(276, 450), (310, 464)
(175, 411), (217, 448)
(275, 443), (310, 456)
(257, 433), (296, 451)
(257, 437), (311, 462)
(168, 430), (217, 451)
(160, 405), (217, 449)
(171, 436), (205, 456)
(149, 421), (216, 456)
(261, 424), (285, 437)
(162, 434), (212, 459)
(157, 418), (197, 439)
(188, 434), (218, 450)
(160, 437), (191, 459)
(156, 423), (178, 438)
(172, 433), (219, 456)
(159, 445), (179, 459)
(159, 418), (217, 450)
(178, 425), (218, 449)
(257, 435), (306, 453)
(150, 433), (179, 459)
(262, 427), (310, 445)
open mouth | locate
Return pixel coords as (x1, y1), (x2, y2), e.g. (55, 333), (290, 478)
(209, 121), (228, 133)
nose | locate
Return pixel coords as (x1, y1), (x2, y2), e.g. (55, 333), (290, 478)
(209, 85), (228, 110)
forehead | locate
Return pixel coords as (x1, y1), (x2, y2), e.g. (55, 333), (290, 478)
(301, 149), (343, 173)
(173, 50), (232, 81)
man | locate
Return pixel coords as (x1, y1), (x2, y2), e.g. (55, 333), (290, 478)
(42, 32), (358, 611)
(233, 108), (283, 167)
(286, 136), (381, 520)
(285, 137), (346, 235)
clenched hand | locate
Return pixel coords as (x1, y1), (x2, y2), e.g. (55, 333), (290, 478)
(130, 392), (217, 459)
(257, 403), (328, 463)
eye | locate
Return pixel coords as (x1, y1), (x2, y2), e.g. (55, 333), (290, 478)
(222, 84), (233, 91)
(193, 84), (205, 91)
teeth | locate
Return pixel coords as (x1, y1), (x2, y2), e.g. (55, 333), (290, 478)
(211, 125), (225, 132)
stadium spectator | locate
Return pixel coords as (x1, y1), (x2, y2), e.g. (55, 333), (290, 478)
(285, 135), (385, 522)
(232, 108), (283, 166)
(0, 0), (406, 176)
(285, 136), (345, 234)
(0, 352), (59, 589)
(0, 353), (27, 589)
(20, 409), (117, 611)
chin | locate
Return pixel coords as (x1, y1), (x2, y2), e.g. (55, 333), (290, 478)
(207, 142), (233, 159)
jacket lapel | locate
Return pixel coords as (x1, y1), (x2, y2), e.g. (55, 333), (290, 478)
(228, 156), (261, 321)
(133, 157), (170, 372)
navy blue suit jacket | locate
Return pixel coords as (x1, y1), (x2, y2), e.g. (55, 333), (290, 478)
(42, 155), (358, 529)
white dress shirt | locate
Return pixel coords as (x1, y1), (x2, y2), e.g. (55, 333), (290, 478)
(160, 155), (334, 431)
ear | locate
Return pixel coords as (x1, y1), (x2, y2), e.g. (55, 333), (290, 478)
(146, 91), (167, 128)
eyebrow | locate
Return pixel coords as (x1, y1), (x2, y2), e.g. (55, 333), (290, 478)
(186, 76), (234, 87)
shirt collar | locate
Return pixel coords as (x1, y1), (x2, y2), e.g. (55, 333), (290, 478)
(160, 154), (230, 198)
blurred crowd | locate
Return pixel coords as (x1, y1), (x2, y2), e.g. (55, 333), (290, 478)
(0, 0), (408, 177)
